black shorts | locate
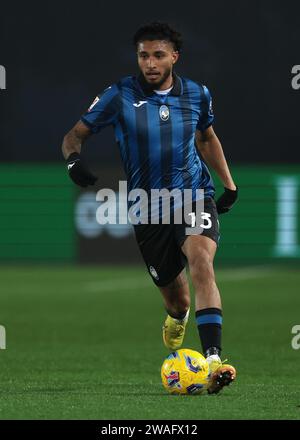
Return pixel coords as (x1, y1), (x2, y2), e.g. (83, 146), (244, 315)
(133, 197), (220, 287)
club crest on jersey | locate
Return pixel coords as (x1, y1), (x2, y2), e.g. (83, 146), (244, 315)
(159, 105), (169, 121)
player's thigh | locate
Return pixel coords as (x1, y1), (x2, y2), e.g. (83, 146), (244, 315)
(175, 197), (219, 267)
(181, 234), (217, 268)
(133, 224), (187, 287)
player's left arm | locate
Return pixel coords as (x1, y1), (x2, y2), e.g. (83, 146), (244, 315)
(195, 126), (238, 214)
(195, 126), (235, 190)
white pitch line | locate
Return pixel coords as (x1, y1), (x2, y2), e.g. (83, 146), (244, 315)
(85, 266), (277, 292)
(215, 266), (277, 281)
(85, 278), (152, 292)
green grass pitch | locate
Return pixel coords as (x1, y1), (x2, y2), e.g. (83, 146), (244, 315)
(0, 264), (299, 420)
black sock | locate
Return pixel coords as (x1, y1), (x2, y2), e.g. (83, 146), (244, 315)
(195, 308), (222, 357)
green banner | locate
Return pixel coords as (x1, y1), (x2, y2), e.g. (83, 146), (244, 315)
(0, 164), (299, 263)
(0, 164), (75, 261)
(213, 165), (300, 261)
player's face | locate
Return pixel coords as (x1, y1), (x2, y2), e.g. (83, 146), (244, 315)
(137, 40), (179, 89)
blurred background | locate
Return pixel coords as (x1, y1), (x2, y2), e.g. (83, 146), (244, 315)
(1, 0), (299, 265)
(0, 0), (300, 420)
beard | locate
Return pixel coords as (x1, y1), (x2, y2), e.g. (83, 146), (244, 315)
(143, 66), (172, 90)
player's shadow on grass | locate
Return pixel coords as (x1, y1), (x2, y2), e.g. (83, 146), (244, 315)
(5, 386), (231, 397)
(105, 392), (228, 397)
(108, 393), (175, 397)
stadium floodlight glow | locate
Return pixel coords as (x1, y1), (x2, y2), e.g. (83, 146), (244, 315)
(0, 65), (6, 90)
(273, 176), (300, 257)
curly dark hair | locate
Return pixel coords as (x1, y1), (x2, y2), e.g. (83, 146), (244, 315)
(133, 22), (182, 52)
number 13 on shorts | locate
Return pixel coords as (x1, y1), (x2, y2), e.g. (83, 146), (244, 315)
(188, 211), (212, 229)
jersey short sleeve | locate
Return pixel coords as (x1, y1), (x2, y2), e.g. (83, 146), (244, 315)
(196, 85), (214, 132)
(81, 84), (120, 133)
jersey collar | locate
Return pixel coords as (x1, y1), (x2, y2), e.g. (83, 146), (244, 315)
(136, 72), (183, 97)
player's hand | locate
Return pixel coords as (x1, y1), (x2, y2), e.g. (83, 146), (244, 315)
(66, 152), (98, 187)
(216, 186), (238, 214)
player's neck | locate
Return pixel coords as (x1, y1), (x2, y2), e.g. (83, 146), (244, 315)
(156, 74), (173, 91)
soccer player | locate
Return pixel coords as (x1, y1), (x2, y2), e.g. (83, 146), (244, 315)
(62, 22), (238, 394)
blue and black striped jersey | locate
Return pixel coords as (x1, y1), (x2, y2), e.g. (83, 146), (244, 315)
(81, 73), (215, 208)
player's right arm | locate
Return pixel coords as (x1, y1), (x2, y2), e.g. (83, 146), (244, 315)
(62, 121), (98, 187)
(62, 84), (120, 187)
(62, 120), (92, 160)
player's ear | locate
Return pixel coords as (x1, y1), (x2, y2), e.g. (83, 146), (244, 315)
(172, 51), (179, 64)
